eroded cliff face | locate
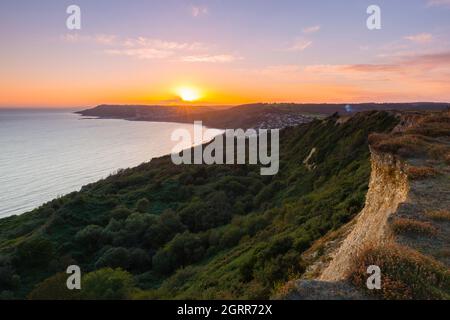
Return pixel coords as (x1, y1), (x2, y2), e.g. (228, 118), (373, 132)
(320, 151), (409, 281)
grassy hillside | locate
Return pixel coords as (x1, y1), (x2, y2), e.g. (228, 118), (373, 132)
(0, 111), (398, 299)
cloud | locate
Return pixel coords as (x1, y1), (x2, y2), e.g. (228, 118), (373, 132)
(307, 52), (450, 75)
(342, 64), (402, 73)
(191, 6), (208, 17)
(404, 33), (434, 43)
(122, 37), (206, 51)
(404, 51), (450, 67)
(104, 48), (174, 60)
(257, 65), (302, 76)
(61, 34), (227, 61)
(426, 0), (450, 7)
(302, 25), (321, 34)
(285, 39), (313, 52)
(103, 37), (206, 60)
(181, 54), (242, 63)
(61, 33), (118, 45)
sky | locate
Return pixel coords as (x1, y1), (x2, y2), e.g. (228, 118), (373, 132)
(1, 0), (450, 108)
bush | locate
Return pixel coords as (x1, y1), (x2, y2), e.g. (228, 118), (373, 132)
(407, 166), (439, 180)
(75, 225), (104, 251)
(425, 210), (450, 222)
(152, 250), (176, 275)
(369, 133), (427, 158)
(220, 226), (242, 248)
(136, 198), (150, 213)
(28, 273), (79, 300)
(350, 244), (450, 299)
(129, 248), (151, 272)
(110, 206), (133, 220)
(95, 247), (131, 270)
(152, 232), (205, 275)
(82, 268), (135, 300)
(15, 238), (54, 269)
(391, 218), (438, 237)
(0, 262), (20, 290)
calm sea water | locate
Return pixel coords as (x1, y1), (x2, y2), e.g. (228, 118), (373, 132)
(0, 109), (222, 218)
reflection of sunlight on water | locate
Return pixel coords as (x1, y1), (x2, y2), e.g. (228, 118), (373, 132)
(0, 110), (223, 218)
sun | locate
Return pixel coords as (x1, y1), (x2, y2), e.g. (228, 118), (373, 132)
(177, 87), (201, 102)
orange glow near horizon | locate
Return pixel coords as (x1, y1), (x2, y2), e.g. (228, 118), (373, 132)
(1, 2), (450, 108)
(175, 86), (202, 102)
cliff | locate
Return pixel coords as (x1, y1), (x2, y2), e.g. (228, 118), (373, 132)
(283, 110), (450, 299)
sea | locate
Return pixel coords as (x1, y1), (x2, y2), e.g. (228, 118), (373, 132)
(0, 109), (222, 218)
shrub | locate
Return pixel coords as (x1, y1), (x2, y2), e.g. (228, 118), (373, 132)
(391, 218), (438, 237)
(0, 262), (20, 290)
(129, 248), (151, 272)
(407, 166), (439, 180)
(370, 134), (427, 157)
(15, 238), (54, 269)
(152, 249), (176, 275)
(28, 273), (79, 300)
(81, 268), (135, 300)
(110, 206), (133, 220)
(95, 247), (131, 270)
(153, 232), (205, 275)
(425, 210), (450, 222)
(136, 198), (150, 213)
(350, 244), (450, 299)
(75, 225), (104, 251)
(220, 226), (242, 248)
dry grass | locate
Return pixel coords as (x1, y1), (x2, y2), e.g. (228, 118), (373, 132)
(370, 112), (450, 161)
(349, 243), (450, 300)
(406, 113), (450, 138)
(407, 166), (439, 180)
(425, 210), (450, 222)
(391, 217), (438, 237)
(272, 280), (298, 299)
(369, 133), (427, 158)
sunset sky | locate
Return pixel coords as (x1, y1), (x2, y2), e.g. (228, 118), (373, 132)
(1, 0), (450, 108)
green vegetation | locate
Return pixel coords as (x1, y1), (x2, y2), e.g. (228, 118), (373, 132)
(0, 111), (398, 299)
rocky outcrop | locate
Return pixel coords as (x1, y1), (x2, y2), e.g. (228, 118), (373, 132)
(320, 151), (409, 281)
(284, 110), (450, 299)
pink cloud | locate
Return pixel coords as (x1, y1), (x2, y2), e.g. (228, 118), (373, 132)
(191, 6), (208, 17)
(302, 25), (321, 34)
(426, 0), (450, 7)
(404, 33), (434, 43)
(284, 39), (313, 52)
(181, 54), (242, 63)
